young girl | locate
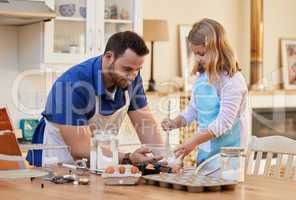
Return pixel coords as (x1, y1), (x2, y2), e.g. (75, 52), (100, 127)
(161, 18), (249, 165)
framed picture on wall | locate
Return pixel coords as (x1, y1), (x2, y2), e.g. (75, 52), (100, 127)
(281, 39), (296, 89)
(179, 24), (195, 92)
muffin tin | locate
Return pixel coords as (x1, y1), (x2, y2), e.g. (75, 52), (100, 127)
(143, 173), (237, 193)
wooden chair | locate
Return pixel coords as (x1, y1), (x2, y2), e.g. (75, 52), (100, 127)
(0, 107), (24, 169)
(0, 107), (14, 132)
(246, 135), (296, 180)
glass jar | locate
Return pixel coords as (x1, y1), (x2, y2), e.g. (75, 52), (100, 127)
(90, 129), (119, 170)
(220, 147), (245, 182)
(96, 134), (119, 169)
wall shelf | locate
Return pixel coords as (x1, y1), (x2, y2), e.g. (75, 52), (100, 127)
(104, 19), (133, 24)
(55, 16), (86, 22)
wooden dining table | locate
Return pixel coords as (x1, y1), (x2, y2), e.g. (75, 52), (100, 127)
(0, 173), (295, 200)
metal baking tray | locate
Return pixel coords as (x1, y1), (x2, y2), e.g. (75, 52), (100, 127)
(143, 173), (237, 193)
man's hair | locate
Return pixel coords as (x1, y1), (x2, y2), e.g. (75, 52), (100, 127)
(104, 31), (149, 58)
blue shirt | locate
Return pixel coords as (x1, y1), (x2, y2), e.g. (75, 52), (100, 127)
(43, 55), (148, 125)
(26, 56), (147, 166)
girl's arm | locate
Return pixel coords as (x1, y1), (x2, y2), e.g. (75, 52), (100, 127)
(161, 115), (187, 131)
(175, 130), (215, 159)
(207, 74), (247, 137)
(175, 74), (247, 158)
(161, 93), (198, 131)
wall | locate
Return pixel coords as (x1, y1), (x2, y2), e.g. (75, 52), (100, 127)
(142, 0), (296, 88)
(142, 0), (251, 86)
(264, 0), (296, 87)
(0, 27), (45, 130)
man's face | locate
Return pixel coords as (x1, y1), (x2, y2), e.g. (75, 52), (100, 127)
(108, 49), (144, 89)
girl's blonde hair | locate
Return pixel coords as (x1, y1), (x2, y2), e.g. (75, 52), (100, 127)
(188, 18), (240, 82)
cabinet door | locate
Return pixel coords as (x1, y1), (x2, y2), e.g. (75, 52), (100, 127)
(94, 0), (143, 55)
(44, 0), (95, 64)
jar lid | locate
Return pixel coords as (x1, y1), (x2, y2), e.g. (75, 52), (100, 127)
(220, 147), (245, 154)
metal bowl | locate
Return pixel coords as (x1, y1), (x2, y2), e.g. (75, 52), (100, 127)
(142, 144), (178, 165)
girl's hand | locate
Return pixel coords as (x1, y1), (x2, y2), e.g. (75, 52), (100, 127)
(161, 116), (187, 131)
(174, 131), (215, 159)
(161, 118), (177, 131)
(174, 137), (198, 159)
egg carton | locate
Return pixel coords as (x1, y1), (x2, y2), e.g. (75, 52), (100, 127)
(143, 173), (237, 193)
(102, 172), (142, 186)
(102, 165), (142, 186)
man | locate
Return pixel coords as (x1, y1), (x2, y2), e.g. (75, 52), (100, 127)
(27, 31), (163, 167)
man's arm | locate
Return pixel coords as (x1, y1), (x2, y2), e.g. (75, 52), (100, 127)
(128, 105), (163, 144)
(53, 123), (91, 160)
(53, 124), (125, 161)
(53, 123), (162, 164)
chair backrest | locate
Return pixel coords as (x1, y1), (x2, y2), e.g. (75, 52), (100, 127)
(246, 136), (296, 180)
(0, 107), (13, 132)
(0, 131), (24, 170)
(0, 107), (25, 170)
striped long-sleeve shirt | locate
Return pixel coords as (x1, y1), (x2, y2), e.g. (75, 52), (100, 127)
(180, 72), (250, 148)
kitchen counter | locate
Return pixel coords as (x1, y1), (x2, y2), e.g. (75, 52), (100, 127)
(1, 172), (296, 200)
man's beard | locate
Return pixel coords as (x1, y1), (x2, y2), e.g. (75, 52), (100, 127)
(108, 63), (129, 90)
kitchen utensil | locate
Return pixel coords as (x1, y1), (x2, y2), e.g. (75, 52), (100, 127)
(165, 100), (171, 152)
(195, 153), (221, 176)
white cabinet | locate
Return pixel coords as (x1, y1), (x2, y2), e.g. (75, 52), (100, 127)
(19, 0), (143, 68)
(100, 0), (143, 48)
(43, 0), (95, 64)
(44, 0), (143, 64)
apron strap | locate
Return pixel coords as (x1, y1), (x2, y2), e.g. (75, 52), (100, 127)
(26, 117), (46, 167)
(95, 96), (100, 114)
(95, 90), (130, 115)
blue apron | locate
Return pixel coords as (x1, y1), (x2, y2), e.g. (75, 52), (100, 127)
(193, 73), (240, 165)
(26, 117), (45, 167)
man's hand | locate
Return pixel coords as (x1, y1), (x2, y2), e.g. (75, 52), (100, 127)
(129, 147), (163, 165)
(128, 106), (163, 144)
